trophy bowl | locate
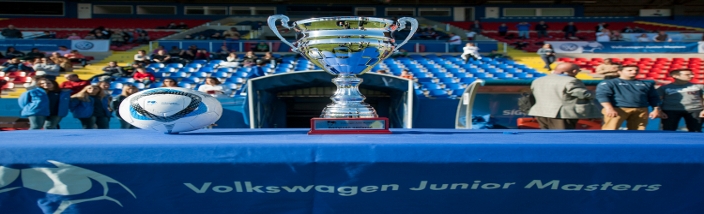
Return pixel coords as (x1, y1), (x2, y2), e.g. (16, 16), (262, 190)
(267, 15), (418, 119)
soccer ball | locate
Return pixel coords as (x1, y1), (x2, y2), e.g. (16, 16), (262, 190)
(118, 87), (223, 134)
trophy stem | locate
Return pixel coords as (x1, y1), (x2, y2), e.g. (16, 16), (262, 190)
(320, 74), (378, 118)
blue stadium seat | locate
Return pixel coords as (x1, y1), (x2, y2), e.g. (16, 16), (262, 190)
(114, 77), (135, 83)
(211, 72), (230, 78)
(150, 82), (163, 88)
(178, 82), (193, 88)
(110, 89), (122, 96)
(190, 72), (209, 78)
(429, 90), (449, 97)
(146, 63), (164, 69)
(109, 82), (123, 90)
(423, 83), (441, 90)
(179, 67), (196, 73)
(192, 60), (208, 65)
(226, 77), (246, 84)
(198, 67), (214, 73)
(171, 72), (190, 78)
(166, 63), (183, 69)
(133, 82), (146, 89)
(216, 67), (234, 73)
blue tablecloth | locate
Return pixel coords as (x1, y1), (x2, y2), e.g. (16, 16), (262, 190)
(1, 129), (704, 214)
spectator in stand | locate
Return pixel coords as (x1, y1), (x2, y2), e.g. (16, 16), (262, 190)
(36, 31), (56, 39)
(97, 80), (112, 103)
(595, 23), (609, 32)
(152, 45), (165, 55)
(194, 49), (210, 61)
(168, 46), (181, 57)
(151, 50), (171, 64)
(161, 78), (178, 87)
(214, 45), (231, 60)
(420, 29), (437, 40)
(528, 63), (599, 129)
(610, 31), (624, 41)
(111, 84), (139, 129)
(392, 49), (409, 58)
(596, 29), (611, 42)
(622, 26), (634, 33)
(166, 22), (178, 29)
(177, 22), (188, 29)
(92, 61), (126, 80)
(54, 46), (71, 56)
(1, 25), (22, 39)
(516, 22), (531, 39)
(461, 43), (481, 64)
(134, 50), (150, 66)
(33, 58), (61, 81)
(60, 74), (90, 95)
(536, 44), (556, 70)
(400, 69), (413, 80)
(65, 50), (88, 67)
(25, 48), (45, 61)
(447, 33), (462, 52)
(255, 42), (270, 52)
(633, 26), (647, 33)
(110, 30), (125, 47)
(83, 34), (96, 40)
(498, 23), (508, 37)
(69, 85), (110, 129)
(66, 33), (82, 40)
(179, 45), (198, 62)
(136, 32), (149, 44)
(596, 65), (664, 130)
(5, 47), (25, 59)
(653, 31), (672, 42)
(562, 22), (578, 39)
(50, 52), (72, 72)
(636, 33), (650, 42)
(535, 21), (549, 38)
(209, 32), (223, 40)
(469, 20), (482, 34)
(595, 59), (620, 79)
(657, 69), (704, 132)
(18, 78), (71, 129)
(223, 27), (241, 39)
(2, 58), (32, 72)
(198, 77), (230, 98)
(376, 69), (387, 74)
(243, 51), (258, 61)
(94, 31), (109, 40)
(133, 68), (155, 86)
(465, 31), (476, 41)
(120, 29), (133, 43)
(222, 52), (242, 67)
(258, 52), (280, 67)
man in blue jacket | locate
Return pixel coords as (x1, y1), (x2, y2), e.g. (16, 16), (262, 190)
(596, 65), (664, 130)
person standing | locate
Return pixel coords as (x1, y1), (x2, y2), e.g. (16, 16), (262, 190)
(536, 44), (556, 70)
(596, 65), (664, 130)
(595, 59), (620, 79)
(18, 78), (71, 129)
(111, 85), (139, 129)
(70, 85), (111, 129)
(657, 69), (704, 132)
(516, 22), (531, 39)
(447, 33), (462, 52)
(528, 63), (600, 129)
(562, 22), (578, 39)
(535, 21), (549, 38)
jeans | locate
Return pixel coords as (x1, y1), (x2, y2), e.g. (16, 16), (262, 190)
(119, 118), (136, 129)
(537, 30), (548, 38)
(540, 55), (555, 69)
(28, 115), (63, 129)
(564, 32), (576, 39)
(662, 110), (703, 132)
(518, 31), (529, 38)
(79, 116), (110, 129)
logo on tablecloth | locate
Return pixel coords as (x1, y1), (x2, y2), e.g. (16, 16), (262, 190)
(0, 160), (136, 214)
(559, 43), (579, 52)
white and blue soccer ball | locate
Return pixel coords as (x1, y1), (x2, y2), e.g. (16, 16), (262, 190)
(118, 87), (223, 134)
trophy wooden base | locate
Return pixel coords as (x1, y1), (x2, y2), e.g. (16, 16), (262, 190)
(308, 118), (392, 135)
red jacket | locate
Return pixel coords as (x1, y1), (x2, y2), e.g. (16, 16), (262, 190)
(133, 72), (155, 81)
(60, 80), (89, 95)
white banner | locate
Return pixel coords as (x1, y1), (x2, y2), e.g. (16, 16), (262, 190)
(699, 41), (704, 53)
(71, 40), (110, 52)
(639, 9), (671, 17)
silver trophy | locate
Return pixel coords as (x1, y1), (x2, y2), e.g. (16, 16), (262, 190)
(267, 15), (418, 119)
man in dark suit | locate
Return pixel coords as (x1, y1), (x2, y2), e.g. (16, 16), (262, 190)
(528, 63), (601, 129)
(562, 22), (578, 39)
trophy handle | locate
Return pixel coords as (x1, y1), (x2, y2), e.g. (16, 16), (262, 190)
(267, 15), (299, 53)
(393, 17), (419, 52)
